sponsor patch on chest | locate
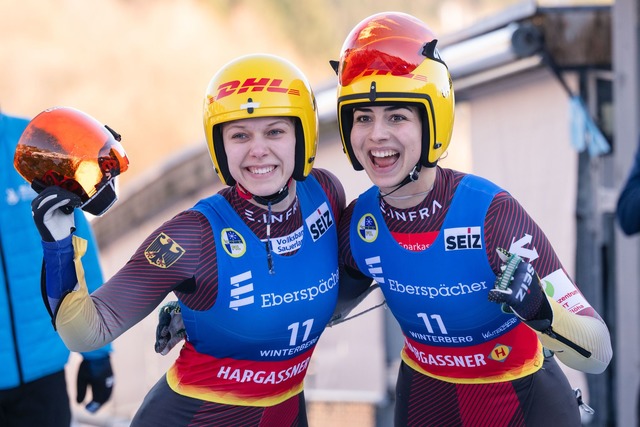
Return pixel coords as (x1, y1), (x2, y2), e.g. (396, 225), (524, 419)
(305, 202), (334, 241)
(444, 226), (482, 251)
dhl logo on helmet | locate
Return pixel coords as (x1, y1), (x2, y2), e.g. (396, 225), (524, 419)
(210, 78), (302, 102)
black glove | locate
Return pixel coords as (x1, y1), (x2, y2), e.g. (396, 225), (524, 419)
(31, 186), (81, 242)
(154, 301), (186, 356)
(77, 356), (114, 413)
(488, 249), (552, 331)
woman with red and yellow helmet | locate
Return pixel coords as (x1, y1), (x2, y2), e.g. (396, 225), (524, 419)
(334, 12), (611, 426)
(29, 54), (346, 426)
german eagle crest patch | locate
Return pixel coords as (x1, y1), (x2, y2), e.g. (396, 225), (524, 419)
(144, 232), (185, 268)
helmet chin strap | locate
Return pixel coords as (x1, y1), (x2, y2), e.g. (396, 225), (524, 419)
(235, 178), (293, 206)
(379, 163), (422, 199)
(235, 178), (295, 276)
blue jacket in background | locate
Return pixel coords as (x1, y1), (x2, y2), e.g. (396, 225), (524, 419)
(0, 111), (110, 389)
(617, 137), (640, 236)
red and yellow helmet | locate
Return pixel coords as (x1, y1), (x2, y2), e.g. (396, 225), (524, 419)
(203, 53), (318, 186)
(14, 106), (129, 215)
(335, 12), (455, 170)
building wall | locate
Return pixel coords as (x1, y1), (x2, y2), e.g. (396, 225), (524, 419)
(462, 67), (578, 275)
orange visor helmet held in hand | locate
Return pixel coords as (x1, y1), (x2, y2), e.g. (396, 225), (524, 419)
(203, 53), (318, 186)
(13, 106), (129, 216)
(333, 11), (455, 170)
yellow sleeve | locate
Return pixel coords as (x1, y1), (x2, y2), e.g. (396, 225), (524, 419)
(54, 236), (110, 352)
(535, 297), (612, 374)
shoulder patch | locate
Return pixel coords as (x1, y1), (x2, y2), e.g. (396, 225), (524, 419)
(221, 228), (246, 257)
(144, 232), (186, 268)
(357, 213), (378, 243)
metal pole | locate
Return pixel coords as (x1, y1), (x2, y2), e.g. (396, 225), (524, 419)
(612, 0), (640, 426)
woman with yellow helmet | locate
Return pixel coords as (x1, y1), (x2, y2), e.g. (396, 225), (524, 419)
(29, 54), (346, 426)
(333, 12), (612, 426)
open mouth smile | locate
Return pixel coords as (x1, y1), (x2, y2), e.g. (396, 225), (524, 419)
(370, 149), (399, 168)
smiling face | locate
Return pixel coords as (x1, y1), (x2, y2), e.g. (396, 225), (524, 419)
(350, 105), (423, 192)
(222, 116), (296, 199)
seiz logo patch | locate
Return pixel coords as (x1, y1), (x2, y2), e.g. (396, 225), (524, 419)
(208, 78), (301, 102)
(221, 228), (246, 257)
(305, 202), (334, 242)
(144, 233), (186, 268)
(229, 270), (254, 310)
(444, 226), (482, 251)
(488, 344), (512, 362)
(357, 214), (378, 243)
(515, 263), (535, 302)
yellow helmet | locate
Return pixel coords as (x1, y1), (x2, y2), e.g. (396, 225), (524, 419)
(203, 54), (318, 186)
(334, 12), (455, 170)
